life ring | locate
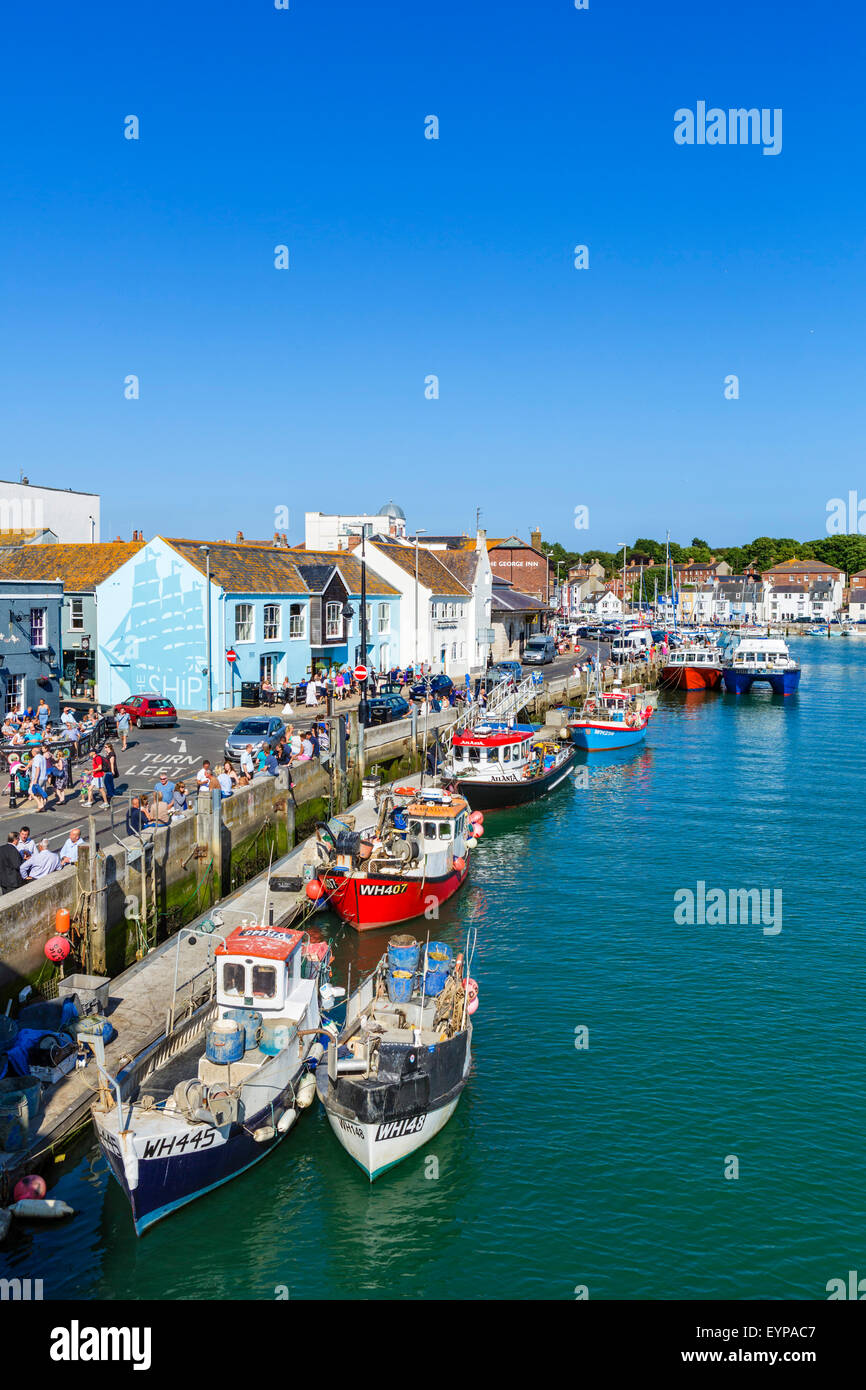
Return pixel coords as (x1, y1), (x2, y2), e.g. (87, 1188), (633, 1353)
(463, 977), (479, 1015)
(585, 700), (597, 714)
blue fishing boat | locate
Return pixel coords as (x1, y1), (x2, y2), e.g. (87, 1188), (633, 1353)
(721, 637), (801, 695)
(567, 683), (654, 751)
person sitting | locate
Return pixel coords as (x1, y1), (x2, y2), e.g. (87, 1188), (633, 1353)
(126, 796), (152, 835)
(172, 782), (189, 813)
(20, 839), (62, 880)
(149, 795), (172, 825)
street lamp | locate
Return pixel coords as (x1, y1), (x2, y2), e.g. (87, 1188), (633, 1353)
(413, 529), (427, 674)
(199, 546), (212, 711)
(345, 527), (371, 726)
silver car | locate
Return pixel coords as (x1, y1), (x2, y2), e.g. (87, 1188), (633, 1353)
(224, 716), (286, 762)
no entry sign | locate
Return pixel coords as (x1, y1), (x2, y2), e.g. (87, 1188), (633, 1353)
(353, 664), (368, 682)
(226, 649), (238, 663)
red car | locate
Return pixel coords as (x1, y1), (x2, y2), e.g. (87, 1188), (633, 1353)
(113, 695), (178, 728)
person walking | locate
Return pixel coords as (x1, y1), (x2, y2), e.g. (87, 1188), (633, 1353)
(27, 747), (50, 811)
(87, 749), (109, 807)
(239, 745), (255, 779)
(50, 752), (70, 805)
(115, 707), (130, 751)
(37, 698), (50, 733)
(305, 674), (319, 709)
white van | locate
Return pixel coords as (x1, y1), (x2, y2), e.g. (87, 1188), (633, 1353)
(610, 629), (653, 661)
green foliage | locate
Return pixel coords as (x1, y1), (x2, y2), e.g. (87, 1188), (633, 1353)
(547, 532), (866, 579)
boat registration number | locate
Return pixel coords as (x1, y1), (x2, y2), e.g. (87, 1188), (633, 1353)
(375, 1114), (426, 1141)
(358, 883), (408, 897)
(338, 1118), (364, 1140)
(141, 1128), (218, 1159)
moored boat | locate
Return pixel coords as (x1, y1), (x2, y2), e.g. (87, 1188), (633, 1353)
(721, 637), (801, 695)
(441, 722), (576, 809)
(91, 924), (334, 1235)
(316, 932), (477, 1179)
(567, 684), (654, 750)
(313, 788), (471, 931)
(659, 643), (724, 691)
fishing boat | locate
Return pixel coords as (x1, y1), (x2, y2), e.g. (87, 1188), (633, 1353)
(567, 683), (654, 750)
(721, 637), (801, 695)
(659, 642), (724, 691)
(316, 932), (477, 1179)
(91, 924), (334, 1235)
(441, 722), (576, 809)
(312, 787), (471, 931)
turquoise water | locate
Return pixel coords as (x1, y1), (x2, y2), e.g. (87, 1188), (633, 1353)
(3, 636), (865, 1300)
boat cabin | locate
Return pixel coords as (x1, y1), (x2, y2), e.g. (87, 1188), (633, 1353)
(398, 790), (470, 871)
(214, 925), (307, 1016)
(450, 724), (534, 774)
(729, 638), (794, 670)
(665, 646), (722, 668)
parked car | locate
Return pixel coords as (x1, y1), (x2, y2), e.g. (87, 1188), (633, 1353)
(378, 681), (405, 696)
(366, 693), (410, 724)
(409, 673), (454, 699)
(487, 660), (522, 684)
(113, 694), (178, 728)
(521, 635), (556, 665)
(576, 625), (603, 639)
(224, 716), (287, 761)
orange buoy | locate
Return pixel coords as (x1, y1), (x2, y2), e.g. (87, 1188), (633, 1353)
(452, 856), (465, 873)
(55, 908), (71, 935)
(469, 811), (484, 825)
(305, 879), (325, 901)
(472, 823), (485, 838)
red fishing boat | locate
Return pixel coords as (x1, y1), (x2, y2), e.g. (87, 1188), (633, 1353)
(309, 788), (475, 932)
(659, 643), (724, 691)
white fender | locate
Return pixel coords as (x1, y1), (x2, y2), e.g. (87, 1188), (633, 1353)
(10, 1198), (75, 1219)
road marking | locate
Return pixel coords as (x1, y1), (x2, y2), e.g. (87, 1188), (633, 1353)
(170, 736), (188, 754)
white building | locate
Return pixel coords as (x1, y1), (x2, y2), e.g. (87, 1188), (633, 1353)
(0, 479), (100, 543)
(305, 501), (407, 551)
(849, 588), (866, 622)
(582, 590), (623, 618)
(364, 535), (492, 677)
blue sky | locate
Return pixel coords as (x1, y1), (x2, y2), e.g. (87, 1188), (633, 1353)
(2, 1), (864, 551)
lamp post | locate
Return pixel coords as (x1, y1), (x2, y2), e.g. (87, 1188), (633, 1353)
(617, 541), (628, 613)
(413, 528), (427, 674)
(199, 546), (212, 711)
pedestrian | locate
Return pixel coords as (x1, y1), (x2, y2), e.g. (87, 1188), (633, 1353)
(49, 752), (70, 805)
(305, 675), (319, 709)
(217, 763), (235, 798)
(239, 744), (255, 779)
(172, 782), (189, 813)
(115, 707), (130, 751)
(37, 698), (50, 732)
(0, 832), (23, 893)
(102, 743), (119, 800)
(196, 759), (212, 789)
(87, 750), (109, 807)
(27, 746), (49, 811)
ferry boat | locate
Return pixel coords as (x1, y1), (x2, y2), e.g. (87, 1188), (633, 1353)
(659, 643), (724, 691)
(316, 933), (477, 1179)
(441, 722), (576, 809)
(721, 637), (801, 695)
(91, 924), (334, 1235)
(312, 788), (471, 931)
(567, 684), (654, 750)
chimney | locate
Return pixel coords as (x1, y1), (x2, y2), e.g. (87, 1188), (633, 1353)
(476, 527), (487, 552)
(346, 534), (362, 552)
(236, 530), (244, 543)
(530, 527), (542, 551)
(282, 533), (289, 547)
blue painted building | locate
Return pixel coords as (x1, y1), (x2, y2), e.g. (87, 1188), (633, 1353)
(0, 579), (64, 717)
(96, 537), (401, 711)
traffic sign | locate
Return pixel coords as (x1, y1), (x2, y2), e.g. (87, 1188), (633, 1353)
(226, 649), (238, 663)
(354, 663), (368, 682)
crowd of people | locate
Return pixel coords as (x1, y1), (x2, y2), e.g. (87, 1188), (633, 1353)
(0, 705), (120, 813)
(0, 824), (83, 893)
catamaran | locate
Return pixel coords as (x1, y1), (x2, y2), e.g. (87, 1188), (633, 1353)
(721, 637), (801, 695)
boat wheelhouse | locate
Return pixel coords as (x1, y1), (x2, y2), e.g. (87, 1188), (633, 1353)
(721, 637), (801, 695)
(443, 721), (576, 809)
(659, 644), (724, 691)
(92, 924), (331, 1235)
(317, 787), (471, 931)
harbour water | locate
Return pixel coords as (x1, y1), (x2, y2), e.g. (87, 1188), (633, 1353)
(3, 636), (864, 1300)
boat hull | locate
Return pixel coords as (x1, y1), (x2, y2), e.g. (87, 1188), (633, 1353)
(722, 668), (801, 695)
(453, 745), (576, 809)
(322, 861), (468, 931)
(659, 664), (722, 691)
(568, 721), (648, 751)
(95, 1078), (304, 1236)
(322, 1091), (463, 1180)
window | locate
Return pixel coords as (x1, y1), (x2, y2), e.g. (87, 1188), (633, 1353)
(252, 965), (276, 999)
(438, 822), (452, 839)
(29, 608), (46, 648)
(325, 602), (342, 639)
(377, 603), (390, 634)
(503, 744), (511, 762)
(263, 604), (281, 641)
(452, 643), (457, 660)
(289, 603), (305, 639)
(69, 598), (84, 631)
(424, 822), (437, 839)
(261, 654), (280, 684)
(222, 963), (245, 996)
(235, 604), (254, 643)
